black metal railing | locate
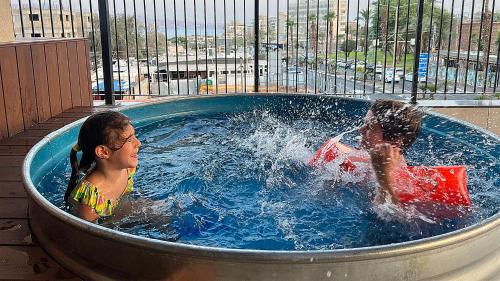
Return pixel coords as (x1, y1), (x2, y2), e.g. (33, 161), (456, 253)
(11, 0), (500, 104)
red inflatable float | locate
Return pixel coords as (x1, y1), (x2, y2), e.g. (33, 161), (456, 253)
(309, 138), (471, 206)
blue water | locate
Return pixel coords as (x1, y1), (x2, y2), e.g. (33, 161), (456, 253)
(37, 109), (499, 250)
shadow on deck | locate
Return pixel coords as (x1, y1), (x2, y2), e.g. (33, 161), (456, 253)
(0, 106), (108, 280)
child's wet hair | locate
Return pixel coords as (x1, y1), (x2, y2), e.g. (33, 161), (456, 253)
(370, 100), (422, 150)
(65, 111), (131, 201)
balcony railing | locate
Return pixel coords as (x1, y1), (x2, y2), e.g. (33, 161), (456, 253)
(11, 0), (500, 104)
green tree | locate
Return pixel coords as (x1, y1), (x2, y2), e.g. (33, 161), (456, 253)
(309, 13), (318, 55)
(286, 19), (296, 58)
(340, 39), (357, 57)
(324, 11), (336, 54)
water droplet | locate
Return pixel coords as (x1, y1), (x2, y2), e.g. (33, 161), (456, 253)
(326, 271), (332, 278)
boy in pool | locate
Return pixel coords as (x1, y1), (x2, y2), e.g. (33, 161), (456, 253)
(358, 100), (422, 204)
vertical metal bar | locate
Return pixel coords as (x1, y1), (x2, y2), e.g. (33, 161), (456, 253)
(204, 0), (209, 95)
(295, 0), (299, 91)
(224, 0), (228, 93)
(382, 0), (391, 94)
(89, 0), (99, 97)
(266, 0), (269, 92)
(124, 0), (132, 96)
(244, 0), (248, 92)
(163, 0), (172, 95)
(314, 0), (320, 94)
(334, 0), (340, 93)
(113, 0), (122, 95)
(18, 0), (25, 37)
(482, 0), (495, 93)
(423, 0), (436, 97)
(143, 0), (151, 95)
(344, 0), (350, 94)
(48, 0), (55, 37)
(28, 0), (35, 37)
(174, 0), (181, 94)
(195, 0), (200, 94)
(254, 0), (260, 92)
(325, 0), (331, 93)
(133, 0), (142, 95)
(473, 0), (487, 93)
(373, 0), (382, 94)
(432, 0), (445, 95)
(234, 0), (237, 93)
(286, 0), (290, 93)
(454, 0), (467, 93)
(98, 0), (115, 105)
(464, 0), (476, 94)
(354, 0), (360, 94)
(59, 0), (65, 37)
(154, 0), (160, 96)
(214, 0), (219, 93)
(183, 0), (189, 95)
(493, 17), (500, 93)
(69, 0), (75, 37)
(214, 0), (219, 94)
(38, 0), (45, 37)
(391, 0), (401, 95)
(79, 0), (84, 37)
(443, 0), (455, 98)
(401, 0), (410, 95)
(363, 0), (370, 93)
(277, 0), (280, 93)
(411, 0), (425, 104)
(305, 0), (310, 92)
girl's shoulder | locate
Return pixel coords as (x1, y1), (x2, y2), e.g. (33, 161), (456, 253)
(70, 180), (114, 217)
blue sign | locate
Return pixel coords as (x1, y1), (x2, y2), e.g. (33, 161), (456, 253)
(418, 53), (429, 77)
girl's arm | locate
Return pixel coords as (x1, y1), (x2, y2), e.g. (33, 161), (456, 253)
(74, 203), (100, 222)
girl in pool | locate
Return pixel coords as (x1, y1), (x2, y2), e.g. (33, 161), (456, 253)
(64, 111), (141, 222)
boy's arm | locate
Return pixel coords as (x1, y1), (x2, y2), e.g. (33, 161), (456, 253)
(74, 203), (100, 222)
(369, 143), (402, 204)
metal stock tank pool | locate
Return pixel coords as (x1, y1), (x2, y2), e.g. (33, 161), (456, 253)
(23, 94), (500, 280)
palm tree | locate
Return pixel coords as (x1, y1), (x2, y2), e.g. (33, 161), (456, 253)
(286, 20), (296, 59)
(360, 9), (370, 52)
(324, 11), (336, 54)
(309, 13), (318, 55)
(482, 0), (492, 84)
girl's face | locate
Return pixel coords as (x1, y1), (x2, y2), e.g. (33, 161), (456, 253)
(359, 110), (384, 150)
(108, 124), (141, 169)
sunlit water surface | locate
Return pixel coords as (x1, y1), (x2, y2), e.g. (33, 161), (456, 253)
(38, 110), (499, 250)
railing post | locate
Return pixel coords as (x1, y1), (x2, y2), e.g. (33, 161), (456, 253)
(254, 0), (260, 92)
(411, 0), (425, 104)
(98, 0), (115, 105)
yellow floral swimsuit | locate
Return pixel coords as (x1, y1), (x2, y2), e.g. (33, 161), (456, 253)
(70, 167), (136, 217)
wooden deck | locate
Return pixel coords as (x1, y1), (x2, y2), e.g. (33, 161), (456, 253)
(0, 106), (105, 280)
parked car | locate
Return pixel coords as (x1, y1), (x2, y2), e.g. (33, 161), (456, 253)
(384, 71), (400, 83)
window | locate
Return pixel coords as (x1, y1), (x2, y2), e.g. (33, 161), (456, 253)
(88, 16), (91, 22)
(29, 14), (40, 21)
(31, 33), (41, 37)
(66, 15), (70, 21)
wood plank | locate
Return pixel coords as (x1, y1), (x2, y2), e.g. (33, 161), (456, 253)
(0, 181), (26, 198)
(45, 43), (63, 117)
(76, 41), (91, 107)
(0, 198), (27, 218)
(0, 47), (24, 136)
(67, 42), (81, 107)
(0, 167), (22, 181)
(31, 45), (52, 122)
(0, 59), (9, 139)
(0, 155), (24, 167)
(0, 146), (31, 155)
(15, 45), (39, 129)
(0, 246), (80, 280)
(0, 135), (41, 146)
(14, 128), (53, 138)
(56, 42), (72, 111)
(0, 219), (33, 245)
(84, 41), (93, 105)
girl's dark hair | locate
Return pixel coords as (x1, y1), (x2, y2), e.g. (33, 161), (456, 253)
(65, 111), (131, 202)
(370, 100), (422, 150)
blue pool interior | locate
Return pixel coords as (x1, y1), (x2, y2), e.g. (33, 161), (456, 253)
(30, 95), (500, 250)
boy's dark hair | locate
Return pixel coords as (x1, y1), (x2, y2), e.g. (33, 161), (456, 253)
(370, 100), (422, 150)
(64, 111), (131, 202)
